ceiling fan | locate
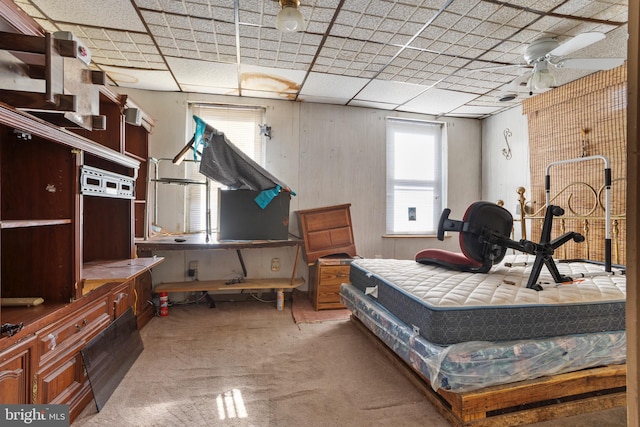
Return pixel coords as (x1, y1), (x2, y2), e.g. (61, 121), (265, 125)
(474, 32), (625, 94)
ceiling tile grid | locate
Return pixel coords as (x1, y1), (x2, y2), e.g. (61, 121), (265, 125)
(9, 0), (629, 119)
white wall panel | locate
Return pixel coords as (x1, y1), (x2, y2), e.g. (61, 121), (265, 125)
(118, 87), (482, 288)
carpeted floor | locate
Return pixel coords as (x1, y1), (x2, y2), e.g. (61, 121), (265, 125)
(290, 290), (351, 324)
(73, 300), (626, 427)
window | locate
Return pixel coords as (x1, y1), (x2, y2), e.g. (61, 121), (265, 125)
(186, 104), (265, 233)
(386, 117), (446, 235)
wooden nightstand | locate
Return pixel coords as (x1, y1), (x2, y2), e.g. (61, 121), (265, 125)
(297, 203), (357, 310)
(309, 256), (353, 310)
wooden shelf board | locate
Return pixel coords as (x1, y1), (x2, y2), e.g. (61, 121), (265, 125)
(83, 256), (165, 288)
(1, 218), (72, 229)
(155, 277), (305, 293)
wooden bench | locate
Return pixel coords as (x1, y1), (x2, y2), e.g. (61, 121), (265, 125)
(155, 277), (305, 308)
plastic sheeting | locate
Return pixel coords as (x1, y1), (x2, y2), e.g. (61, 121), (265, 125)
(192, 115), (294, 208)
(340, 283), (626, 392)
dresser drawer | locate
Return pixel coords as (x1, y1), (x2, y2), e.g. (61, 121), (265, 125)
(317, 282), (343, 303)
(37, 295), (111, 366)
(310, 260), (351, 310)
(111, 280), (134, 320)
(37, 348), (87, 404)
(319, 265), (350, 285)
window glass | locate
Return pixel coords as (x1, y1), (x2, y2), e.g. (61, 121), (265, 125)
(386, 118), (445, 235)
(186, 104), (265, 233)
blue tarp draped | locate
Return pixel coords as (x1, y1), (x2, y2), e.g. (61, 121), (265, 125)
(192, 115), (295, 208)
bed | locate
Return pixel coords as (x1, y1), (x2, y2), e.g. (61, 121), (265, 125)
(341, 255), (626, 392)
(340, 161), (627, 425)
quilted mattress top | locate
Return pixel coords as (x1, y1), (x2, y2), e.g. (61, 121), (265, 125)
(351, 254), (626, 309)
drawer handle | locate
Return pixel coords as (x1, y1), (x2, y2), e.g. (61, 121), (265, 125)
(48, 333), (57, 350)
(113, 292), (128, 307)
(75, 318), (88, 331)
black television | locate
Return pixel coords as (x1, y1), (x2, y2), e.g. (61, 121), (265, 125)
(218, 189), (291, 241)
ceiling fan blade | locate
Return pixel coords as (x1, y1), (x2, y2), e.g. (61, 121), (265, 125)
(556, 58), (625, 70)
(506, 73), (533, 90)
(548, 32), (606, 57)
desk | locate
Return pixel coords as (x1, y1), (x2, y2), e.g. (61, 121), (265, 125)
(135, 234), (305, 308)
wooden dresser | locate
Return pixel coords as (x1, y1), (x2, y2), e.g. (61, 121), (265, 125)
(297, 204), (357, 310)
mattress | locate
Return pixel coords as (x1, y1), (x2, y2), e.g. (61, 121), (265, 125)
(349, 255), (626, 345)
(340, 282), (626, 392)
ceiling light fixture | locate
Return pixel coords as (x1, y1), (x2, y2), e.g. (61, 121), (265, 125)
(529, 62), (556, 91)
(276, 0), (304, 32)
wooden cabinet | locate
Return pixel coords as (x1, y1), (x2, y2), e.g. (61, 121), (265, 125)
(134, 270), (155, 329)
(297, 204), (356, 264)
(308, 257), (352, 310)
(0, 335), (36, 404)
(34, 295), (110, 419)
(297, 204), (357, 310)
(0, 7), (159, 423)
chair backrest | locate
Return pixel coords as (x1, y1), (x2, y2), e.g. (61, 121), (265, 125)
(459, 201), (513, 265)
(416, 201), (513, 273)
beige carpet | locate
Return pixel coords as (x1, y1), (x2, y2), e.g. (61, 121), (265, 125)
(73, 301), (627, 427)
(290, 290), (351, 324)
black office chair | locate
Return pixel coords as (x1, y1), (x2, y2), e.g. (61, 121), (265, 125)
(415, 201), (585, 290)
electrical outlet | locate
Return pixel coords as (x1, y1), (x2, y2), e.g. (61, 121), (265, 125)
(271, 258), (281, 271)
(188, 260), (198, 277)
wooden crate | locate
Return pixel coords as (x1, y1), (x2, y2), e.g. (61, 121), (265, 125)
(351, 316), (627, 427)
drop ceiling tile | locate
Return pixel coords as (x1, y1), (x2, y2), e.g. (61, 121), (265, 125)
(397, 87), (478, 115)
(184, 3), (213, 18)
(182, 85), (240, 96)
(102, 66), (179, 91)
(330, 23), (357, 38)
(32, 0), (146, 32)
(239, 64), (306, 94)
(465, 1), (500, 20)
(447, 0), (486, 15)
(165, 13), (191, 29)
(456, 15), (484, 32)
(241, 89), (295, 100)
(148, 25), (174, 39)
(357, 14), (384, 30)
(32, 17), (59, 32)
(13, 0), (631, 120)
(298, 95), (351, 104)
(167, 57), (239, 89)
(300, 72), (368, 98)
(308, 7), (337, 23)
(348, 100), (398, 110)
(450, 104), (505, 116)
(360, 0), (393, 16)
(13, 0), (45, 18)
(354, 79), (429, 104)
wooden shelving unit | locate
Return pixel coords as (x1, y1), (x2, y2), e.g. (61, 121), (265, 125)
(0, 4), (159, 421)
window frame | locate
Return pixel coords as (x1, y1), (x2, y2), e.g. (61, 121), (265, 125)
(184, 102), (266, 234)
(385, 117), (447, 236)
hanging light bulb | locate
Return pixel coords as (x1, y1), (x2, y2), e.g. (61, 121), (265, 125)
(276, 0), (304, 32)
(530, 62), (556, 90)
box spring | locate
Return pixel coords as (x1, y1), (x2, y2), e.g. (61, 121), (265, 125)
(340, 282), (626, 393)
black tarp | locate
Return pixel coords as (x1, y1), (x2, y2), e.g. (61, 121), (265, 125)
(193, 115), (294, 208)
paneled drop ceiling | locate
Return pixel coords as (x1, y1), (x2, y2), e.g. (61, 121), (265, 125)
(12, 0), (629, 118)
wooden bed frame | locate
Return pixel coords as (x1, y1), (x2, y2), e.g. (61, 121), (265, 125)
(352, 316), (626, 426)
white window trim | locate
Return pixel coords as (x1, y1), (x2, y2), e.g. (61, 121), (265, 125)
(185, 102), (266, 234)
(385, 117), (447, 236)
